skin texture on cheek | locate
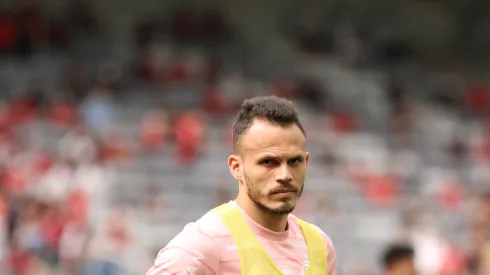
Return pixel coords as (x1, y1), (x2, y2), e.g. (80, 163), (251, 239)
(241, 156), (303, 216)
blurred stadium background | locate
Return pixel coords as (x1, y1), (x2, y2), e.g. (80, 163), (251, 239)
(0, 0), (490, 274)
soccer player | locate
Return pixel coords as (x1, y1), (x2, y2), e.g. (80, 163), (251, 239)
(147, 96), (337, 274)
(381, 244), (417, 275)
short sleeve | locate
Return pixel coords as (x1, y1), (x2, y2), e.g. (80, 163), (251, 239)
(146, 224), (220, 275)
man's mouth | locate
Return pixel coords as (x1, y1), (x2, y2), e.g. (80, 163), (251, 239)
(270, 188), (297, 195)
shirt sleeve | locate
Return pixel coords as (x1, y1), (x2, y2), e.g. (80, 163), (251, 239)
(324, 234), (338, 275)
(146, 224), (220, 275)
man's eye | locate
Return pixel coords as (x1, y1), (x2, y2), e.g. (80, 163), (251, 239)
(261, 159), (274, 165)
(289, 158), (302, 165)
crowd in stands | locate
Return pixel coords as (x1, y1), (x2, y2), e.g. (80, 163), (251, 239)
(0, 1), (489, 275)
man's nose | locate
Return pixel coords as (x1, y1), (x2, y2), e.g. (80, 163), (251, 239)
(275, 164), (293, 183)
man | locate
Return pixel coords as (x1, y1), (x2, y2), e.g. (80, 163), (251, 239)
(381, 244), (417, 275)
(147, 96), (337, 274)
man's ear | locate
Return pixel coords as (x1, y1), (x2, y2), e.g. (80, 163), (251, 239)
(228, 154), (242, 180)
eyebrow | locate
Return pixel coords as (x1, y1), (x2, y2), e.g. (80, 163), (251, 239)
(258, 154), (305, 160)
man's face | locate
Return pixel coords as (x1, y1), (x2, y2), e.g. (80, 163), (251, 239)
(230, 119), (308, 215)
(387, 258), (417, 275)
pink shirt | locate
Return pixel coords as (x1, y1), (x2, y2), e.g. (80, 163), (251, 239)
(147, 202), (337, 275)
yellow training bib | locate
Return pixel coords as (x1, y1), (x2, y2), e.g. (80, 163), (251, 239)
(211, 203), (327, 275)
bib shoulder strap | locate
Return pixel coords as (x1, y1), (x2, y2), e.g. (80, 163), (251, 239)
(210, 203), (283, 274)
(291, 215), (328, 274)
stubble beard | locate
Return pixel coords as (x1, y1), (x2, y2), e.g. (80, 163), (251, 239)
(244, 173), (304, 216)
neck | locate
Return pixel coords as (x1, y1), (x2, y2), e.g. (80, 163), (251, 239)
(234, 196), (288, 232)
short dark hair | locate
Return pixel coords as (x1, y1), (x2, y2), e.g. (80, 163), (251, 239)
(381, 244), (415, 270)
(232, 96), (305, 153)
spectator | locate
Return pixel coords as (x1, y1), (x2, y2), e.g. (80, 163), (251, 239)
(0, 191), (8, 261)
(480, 241), (490, 275)
(136, 41), (172, 84)
(204, 56), (222, 85)
(270, 78), (296, 99)
(172, 110), (205, 167)
(99, 131), (130, 164)
(163, 51), (192, 84)
(294, 78), (328, 111)
(410, 222), (449, 275)
(95, 61), (123, 94)
(32, 156), (71, 204)
(439, 246), (468, 275)
(328, 110), (357, 135)
(218, 69), (247, 109)
(364, 173), (399, 208)
(465, 84), (489, 116)
(84, 207), (130, 275)
(62, 60), (91, 100)
(71, 160), (109, 203)
(49, 100), (78, 128)
(140, 107), (169, 151)
(466, 193), (490, 274)
(381, 243), (417, 275)
(38, 205), (64, 268)
(59, 219), (90, 274)
(8, 94), (39, 126)
(58, 125), (97, 165)
(446, 137), (468, 169)
(80, 87), (115, 135)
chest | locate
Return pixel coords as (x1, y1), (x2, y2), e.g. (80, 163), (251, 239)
(218, 236), (311, 275)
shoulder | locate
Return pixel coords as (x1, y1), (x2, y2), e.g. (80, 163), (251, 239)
(146, 211), (229, 275)
(289, 216), (332, 243)
(163, 210), (230, 254)
(289, 216), (338, 275)
(293, 218), (335, 251)
(311, 225), (335, 253)
(310, 223), (338, 275)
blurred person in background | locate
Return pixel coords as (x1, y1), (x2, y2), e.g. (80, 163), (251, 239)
(293, 78), (328, 112)
(147, 96), (337, 274)
(58, 124), (97, 165)
(99, 130), (131, 165)
(83, 205), (132, 275)
(163, 49), (193, 84)
(49, 99), (78, 128)
(465, 192), (490, 274)
(79, 67), (117, 135)
(140, 105), (169, 151)
(202, 82), (227, 116)
(61, 59), (91, 100)
(403, 208), (449, 275)
(343, 259), (372, 275)
(58, 213), (90, 275)
(381, 244), (417, 275)
(31, 155), (72, 204)
(135, 40), (173, 84)
(172, 109), (206, 167)
(216, 67), (247, 111)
